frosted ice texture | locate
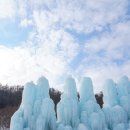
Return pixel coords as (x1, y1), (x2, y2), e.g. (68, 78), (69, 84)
(10, 76), (56, 130)
(117, 76), (130, 120)
(10, 75), (130, 130)
(79, 77), (106, 130)
(79, 77), (96, 103)
(57, 76), (79, 129)
(103, 76), (130, 130)
(103, 79), (118, 107)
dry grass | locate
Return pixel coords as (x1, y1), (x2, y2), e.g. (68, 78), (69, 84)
(0, 106), (18, 129)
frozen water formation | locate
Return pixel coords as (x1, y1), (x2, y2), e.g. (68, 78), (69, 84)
(10, 77), (56, 130)
(79, 77), (106, 130)
(57, 76), (79, 130)
(103, 76), (130, 130)
(10, 75), (130, 130)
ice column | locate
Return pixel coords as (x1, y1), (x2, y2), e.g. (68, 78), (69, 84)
(117, 76), (130, 120)
(57, 76), (79, 130)
(103, 79), (118, 107)
(103, 78), (127, 130)
(79, 77), (106, 130)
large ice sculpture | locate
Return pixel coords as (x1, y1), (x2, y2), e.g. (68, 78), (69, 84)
(10, 75), (130, 130)
(57, 76), (79, 129)
(79, 77), (106, 130)
(103, 78), (129, 130)
(10, 76), (56, 130)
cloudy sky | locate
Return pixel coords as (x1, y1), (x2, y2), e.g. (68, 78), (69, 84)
(0, 0), (130, 92)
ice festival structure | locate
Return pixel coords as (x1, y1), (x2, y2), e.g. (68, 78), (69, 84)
(10, 76), (130, 130)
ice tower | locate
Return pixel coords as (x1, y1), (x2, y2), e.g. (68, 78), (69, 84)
(103, 79), (118, 107)
(103, 78), (128, 130)
(10, 76), (56, 130)
(57, 76), (79, 130)
(79, 77), (106, 130)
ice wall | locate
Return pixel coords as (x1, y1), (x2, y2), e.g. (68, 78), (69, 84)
(10, 75), (130, 130)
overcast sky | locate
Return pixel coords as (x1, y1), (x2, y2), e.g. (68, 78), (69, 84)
(0, 0), (130, 92)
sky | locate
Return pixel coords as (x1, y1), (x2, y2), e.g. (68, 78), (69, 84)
(0, 0), (130, 93)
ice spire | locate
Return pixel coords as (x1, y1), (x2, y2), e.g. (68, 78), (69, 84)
(103, 79), (118, 107)
(117, 76), (130, 120)
(117, 76), (130, 98)
(57, 76), (79, 129)
(79, 77), (106, 130)
(79, 77), (96, 103)
(103, 78), (128, 130)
